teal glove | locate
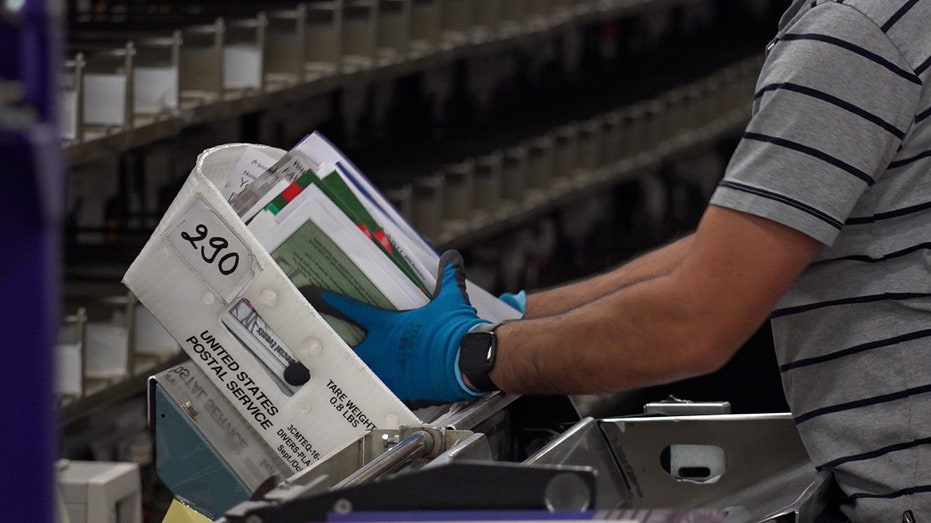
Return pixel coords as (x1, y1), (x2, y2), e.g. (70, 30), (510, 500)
(307, 250), (490, 403)
(498, 290), (527, 316)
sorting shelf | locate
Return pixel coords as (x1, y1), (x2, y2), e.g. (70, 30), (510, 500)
(57, 290), (187, 426)
(439, 107), (750, 251)
(368, 56), (762, 249)
(64, 0), (716, 166)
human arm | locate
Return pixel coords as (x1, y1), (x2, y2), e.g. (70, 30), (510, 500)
(488, 206), (822, 394)
(519, 235), (694, 318)
(319, 206), (820, 401)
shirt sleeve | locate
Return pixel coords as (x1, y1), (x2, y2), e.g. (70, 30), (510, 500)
(710, 2), (921, 246)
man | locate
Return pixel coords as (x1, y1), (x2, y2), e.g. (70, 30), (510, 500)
(321, 1), (931, 520)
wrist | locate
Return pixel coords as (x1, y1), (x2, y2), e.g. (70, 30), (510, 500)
(458, 322), (500, 394)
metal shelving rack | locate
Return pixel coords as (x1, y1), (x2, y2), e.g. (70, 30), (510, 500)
(62, 0), (719, 166)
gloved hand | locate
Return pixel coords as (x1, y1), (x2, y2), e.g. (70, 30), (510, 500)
(498, 290), (527, 316)
(307, 250), (490, 403)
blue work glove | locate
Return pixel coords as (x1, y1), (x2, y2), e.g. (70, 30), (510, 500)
(498, 290), (527, 316)
(307, 250), (490, 403)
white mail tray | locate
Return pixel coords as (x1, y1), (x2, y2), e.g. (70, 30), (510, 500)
(124, 143), (424, 475)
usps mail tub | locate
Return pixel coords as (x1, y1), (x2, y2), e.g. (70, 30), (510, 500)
(124, 143), (423, 475)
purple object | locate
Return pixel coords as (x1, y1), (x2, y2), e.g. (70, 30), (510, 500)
(1, 1), (65, 521)
(1, 0), (64, 122)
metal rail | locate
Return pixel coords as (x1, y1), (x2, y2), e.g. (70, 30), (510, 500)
(333, 430), (435, 488)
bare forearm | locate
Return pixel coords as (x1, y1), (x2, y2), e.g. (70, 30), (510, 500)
(493, 271), (717, 394)
(523, 235), (694, 318)
(488, 207), (822, 395)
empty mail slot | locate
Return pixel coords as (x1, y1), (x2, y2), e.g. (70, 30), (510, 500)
(342, 1), (378, 69)
(410, 0), (442, 50)
(379, 0), (411, 61)
(224, 14), (266, 91)
(303, 2), (342, 78)
(72, 44), (133, 130)
(264, 7), (306, 85)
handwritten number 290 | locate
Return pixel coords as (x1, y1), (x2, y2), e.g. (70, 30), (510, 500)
(181, 224), (240, 275)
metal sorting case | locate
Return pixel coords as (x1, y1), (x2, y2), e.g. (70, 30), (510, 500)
(62, 0), (739, 164)
(361, 55), (761, 251)
(150, 362), (833, 523)
(56, 291), (185, 425)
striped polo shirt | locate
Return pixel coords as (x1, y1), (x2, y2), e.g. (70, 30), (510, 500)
(709, 1), (931, 520)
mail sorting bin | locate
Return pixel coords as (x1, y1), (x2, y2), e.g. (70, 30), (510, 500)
(577, 117), (605, 172)
(55, 308), (87, 400)
(342, 1), (379, 70)
(67, 42), (135, 133)
(599, 110), (623, 166)
(614, 106), (647, 162)
(636, 99), (666, 153)
(264, 6), (307, 85)
(442, 0), (475, 45)
(679, 81), (709, 133)
(473, 0), (502, 37)
(501, 144), (529, 201)
(410, 0), (443, 52)
(473, 153), (504, 212)
(499, 0), (530, 35)
(526, 133), (556, 191)
(223, 13), (267, 92)
(443, 159), (476, 222)
(68, 31), (182, 125)
(553, 123), (580, 181)
(412, 172), (446, 241)
(130, 34), (182, 120)
(384, 183), (415, 223)
(179, 19), (225, 104)
(527, 0), (555, 26)
(379, 0), (412, 61)
(303, 2), (343, 78)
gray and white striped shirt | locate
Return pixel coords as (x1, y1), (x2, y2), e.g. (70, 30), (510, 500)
(710, 1), (931, 520)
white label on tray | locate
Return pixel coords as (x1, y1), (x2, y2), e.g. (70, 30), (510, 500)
(166, 196), (256, 302)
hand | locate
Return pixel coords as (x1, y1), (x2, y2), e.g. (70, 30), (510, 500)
(498, 290), (527, 316)
(307, 250), (490, 403)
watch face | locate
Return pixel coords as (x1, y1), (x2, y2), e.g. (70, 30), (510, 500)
(460, 331), (497, 392)
(461, 332), (494, 369)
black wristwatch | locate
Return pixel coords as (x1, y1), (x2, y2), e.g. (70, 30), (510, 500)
(459, 323), (500, 393)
